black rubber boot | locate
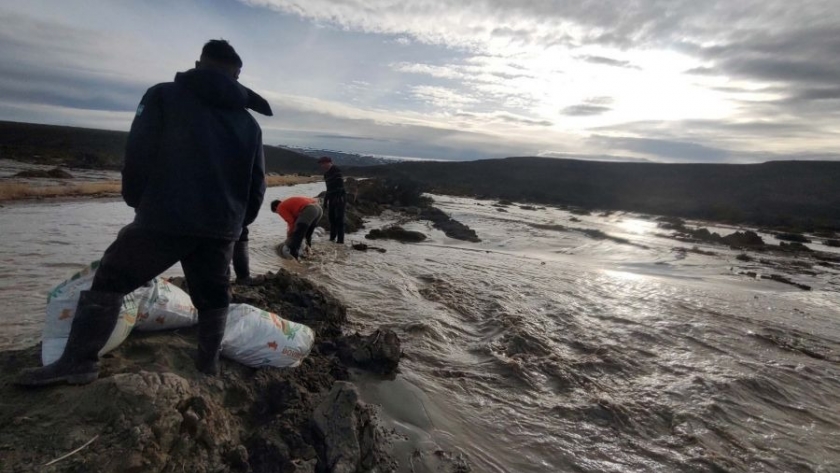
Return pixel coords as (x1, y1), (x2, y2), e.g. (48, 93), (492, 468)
(195, 307), (228, 375)
(16, 290), (123, 387)
(233, 240), (251, 283)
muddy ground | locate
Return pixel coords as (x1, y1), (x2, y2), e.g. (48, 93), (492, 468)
(0, 269), (410, 473)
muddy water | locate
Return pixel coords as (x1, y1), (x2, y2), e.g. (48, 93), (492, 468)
(2, 186), (840, 472)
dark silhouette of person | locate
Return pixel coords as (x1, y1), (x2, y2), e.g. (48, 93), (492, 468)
(17, 39), (271, 386)
(318, 156), (346, 244)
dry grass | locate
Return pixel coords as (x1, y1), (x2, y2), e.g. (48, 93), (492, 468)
(0, 175), (320, 202)
(265, 174), (320, 186)
(0, 181), (122, 201)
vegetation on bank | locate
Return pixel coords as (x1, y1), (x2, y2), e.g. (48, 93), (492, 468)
(355, 157), (840, 232)
(0, 175), (319, 202)
(0, 120), (320, 173)
(5, 120), (840, 231)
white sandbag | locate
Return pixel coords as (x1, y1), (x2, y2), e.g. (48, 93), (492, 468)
(42, 261), (142, 365)
(221, 303), (315, 368)
(280, 243), (295, 260)
(134, 278), (197, 331)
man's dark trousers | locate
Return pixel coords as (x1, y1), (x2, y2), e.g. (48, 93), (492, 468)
(327, 195), (345, 244)
(91, 223), (234, 311)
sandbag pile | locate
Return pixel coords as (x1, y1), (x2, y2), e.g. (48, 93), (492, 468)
(41, 261), (315, 368)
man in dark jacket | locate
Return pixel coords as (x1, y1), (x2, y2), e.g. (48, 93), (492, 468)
(317, 156), (346, 244)
(17, 40), (271, 386)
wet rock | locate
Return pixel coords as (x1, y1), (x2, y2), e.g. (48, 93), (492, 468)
(12, 167), (73, 178)
(418, 207), (481, 242)
(351, 243), (386, 253)
(656, 216), (686, 230)
(365, 226), (427, 243)
(409, 449), (472, 473)
(519, 205), (537, 211)
(338, 179), (481, 242)
(673, 246), (717, 257)
(292, 458), (318, 473)
(496, 199), (513, 206)
(736, 253), (753, 262)
(569, 217), (582, 223)
(495, 207), (508, 213)
(226, 444), (250, 471)
(778, 241), (813, 253)
(312, 382), (390, 473)
(824, 239), (840, 247)
(569, 207), (592, 216)
(775, 232), (811, 243)
(736, 270), (811, 291)
(767, 274), (811, 291)
(336, 329), (402, 375)
(529, 222), (566, 232)
(721, 230), (764, 247)
(348, 177), (431, 208)
(245, 435), (293, 473)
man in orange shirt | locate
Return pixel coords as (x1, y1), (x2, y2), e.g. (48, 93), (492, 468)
(270, 196), (323, 258)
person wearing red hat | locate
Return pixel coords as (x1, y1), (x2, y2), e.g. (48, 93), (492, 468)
(317, 156), (346, 244)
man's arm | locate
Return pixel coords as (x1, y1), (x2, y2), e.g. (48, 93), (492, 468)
(243, 128), (266, 227)
(122, 87), (163, 208)
(277, 206), (295, 238)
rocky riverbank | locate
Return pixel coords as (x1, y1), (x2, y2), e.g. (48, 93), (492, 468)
(319, 178), (480, 243)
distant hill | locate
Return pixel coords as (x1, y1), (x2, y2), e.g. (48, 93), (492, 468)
(0, 120), (127, 169)
(282, 146), (398, 167)
(263, 146), (318, 174)
(356, 156), (840, 231)
(4, 120), (838, 230)
(0, 121), (316, 174)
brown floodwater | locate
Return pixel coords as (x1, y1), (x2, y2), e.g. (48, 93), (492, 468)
(1, 178), (839, 472)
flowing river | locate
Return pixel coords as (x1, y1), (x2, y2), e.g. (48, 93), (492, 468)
(1, 181), (839, 472)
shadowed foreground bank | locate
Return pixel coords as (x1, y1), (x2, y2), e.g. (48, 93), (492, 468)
(0, 270), (419, 473)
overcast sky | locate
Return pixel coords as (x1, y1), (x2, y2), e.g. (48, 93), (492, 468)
(1, 0), (839, 162)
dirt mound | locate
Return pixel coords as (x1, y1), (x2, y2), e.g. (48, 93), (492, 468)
(365, 226), (427, 243)
(319, 178), (481, 243)
(13, 167), (74, 179)
(418, 207), (480, 242)
(0, 270), (400, 473)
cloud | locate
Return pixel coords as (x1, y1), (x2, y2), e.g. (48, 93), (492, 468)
(0, 10), (153, 114)
(561, 96), (613, 116)
(312, 133), (391, 142)
(411, 85), (479, 108)
(2, 1), (839, 163)
(454, 111), (552, 127)
(536, 151), (653, 163)
(562, 105), (611, 116)
(256, 91), (563, 160)
(577, 55), (639, 69)
(591, 135), (732, 162)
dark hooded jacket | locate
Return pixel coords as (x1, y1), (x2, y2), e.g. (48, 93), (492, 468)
(122, 68), (271, 240)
